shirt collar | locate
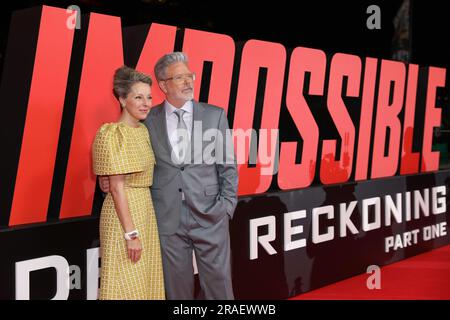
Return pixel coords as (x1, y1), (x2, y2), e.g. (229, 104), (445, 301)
(164, 99), (193, 117)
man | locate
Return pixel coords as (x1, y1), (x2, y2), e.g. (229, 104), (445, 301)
(101, 52), (238, 299)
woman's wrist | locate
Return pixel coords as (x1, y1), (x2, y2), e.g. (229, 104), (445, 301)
(124, 229), (139, 240)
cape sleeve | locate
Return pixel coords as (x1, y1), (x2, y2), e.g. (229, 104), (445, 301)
(92, 123), (144, 175)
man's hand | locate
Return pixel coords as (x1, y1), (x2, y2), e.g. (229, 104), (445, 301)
(98, 176), (110, 193)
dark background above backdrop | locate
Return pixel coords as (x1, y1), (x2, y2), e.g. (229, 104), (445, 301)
(0, 0), (449, 67)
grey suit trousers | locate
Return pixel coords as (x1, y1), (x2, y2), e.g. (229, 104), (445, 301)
(159, 201), (234, 299)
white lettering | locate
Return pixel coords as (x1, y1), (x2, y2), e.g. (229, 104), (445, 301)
(284, 210), (306, 251)
(362, 197), (381, 231)
(15, 255), (70, 300)
(312, 205), (334, 244)
(250, 216), (277, 260)
(432, 186), (446, 214)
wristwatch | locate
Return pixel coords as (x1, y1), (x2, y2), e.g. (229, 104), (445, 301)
(124, 230), (139, 240)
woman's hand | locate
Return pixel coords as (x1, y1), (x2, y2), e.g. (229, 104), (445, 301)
(108, 174), (141, 263)
(126, 238), (142, 263)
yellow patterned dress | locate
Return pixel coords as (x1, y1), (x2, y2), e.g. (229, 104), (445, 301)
(92, 122), (165, 300)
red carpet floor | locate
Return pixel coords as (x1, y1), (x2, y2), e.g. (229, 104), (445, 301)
(291, 244), (450, 300)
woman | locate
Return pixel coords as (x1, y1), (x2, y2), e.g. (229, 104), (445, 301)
(92, 66), (165, 300)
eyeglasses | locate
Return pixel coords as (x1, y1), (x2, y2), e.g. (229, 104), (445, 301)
(163, 73), (196, 84)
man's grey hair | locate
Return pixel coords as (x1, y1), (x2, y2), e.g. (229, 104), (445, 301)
(154, 52), (189, 81)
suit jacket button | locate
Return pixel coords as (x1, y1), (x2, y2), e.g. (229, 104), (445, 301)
(181, 167), (184, 171)
(178, 188), (182, 192)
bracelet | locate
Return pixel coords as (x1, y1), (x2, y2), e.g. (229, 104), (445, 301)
(124, 230), (139, 240)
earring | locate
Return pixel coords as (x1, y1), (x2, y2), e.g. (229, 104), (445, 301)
(121, 103), (125, 108)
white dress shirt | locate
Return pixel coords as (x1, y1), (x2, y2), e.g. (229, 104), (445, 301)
(164, 100), (193, 159)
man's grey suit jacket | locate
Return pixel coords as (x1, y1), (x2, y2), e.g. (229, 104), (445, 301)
(144, 101), (238, 235)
